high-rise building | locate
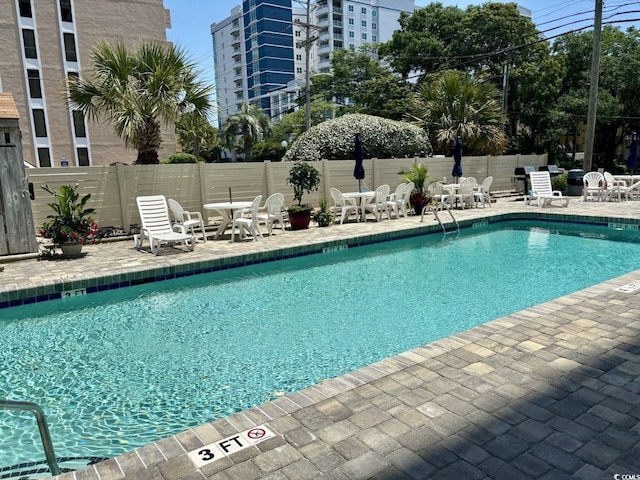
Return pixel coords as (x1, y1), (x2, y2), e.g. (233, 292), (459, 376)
(0, 0), (172, 167)
(212, 0), (414, 126)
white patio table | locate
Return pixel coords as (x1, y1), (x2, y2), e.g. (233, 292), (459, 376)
(341, 191), (375, 222)
(203, 201), (252, 239)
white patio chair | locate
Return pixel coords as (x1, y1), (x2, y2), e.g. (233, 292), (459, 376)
(583, 171), (605, 202)
(167, 198), (207, 242)
(603, 171), (629, 201)
(473, 176), (493, 208)
(427, 181), (450, 208)
(452, 177), (476, 209)
(527, 171), (569, 207)
(330, 187), (359, 224)
(385, 183), (407, 219)
(135, 195), (195, 255)
(231, 195), (263, 242)
(364, 184), (391, 221)
(257, 192), (287, 234)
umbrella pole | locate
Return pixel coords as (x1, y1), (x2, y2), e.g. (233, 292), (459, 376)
(358, 179), (362, 192)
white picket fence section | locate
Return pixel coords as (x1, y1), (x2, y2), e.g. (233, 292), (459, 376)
(26, 154), (546, 233)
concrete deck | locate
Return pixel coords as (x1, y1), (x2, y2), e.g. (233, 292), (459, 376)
(2, 195), (640, 479)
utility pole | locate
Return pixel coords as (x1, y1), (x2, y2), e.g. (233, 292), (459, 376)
(295, 0), (318, 131)
(583, 0), (603, 172)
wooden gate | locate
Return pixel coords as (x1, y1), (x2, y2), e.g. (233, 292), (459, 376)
(0, 94), (38, 255)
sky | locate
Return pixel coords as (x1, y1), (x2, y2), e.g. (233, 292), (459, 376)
(163, 0), (640, 124)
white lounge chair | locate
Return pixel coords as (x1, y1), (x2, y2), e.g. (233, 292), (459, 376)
(427, 181), (450, 208)
(527, 171), (569, 207)
(603, 172), (629, 201)
(257, 192), (287, 234)
(231, 195), (263, 242)
(135, 195), (195, 255)
(583, 171), (605, 202)
(167, 198), (207, 242)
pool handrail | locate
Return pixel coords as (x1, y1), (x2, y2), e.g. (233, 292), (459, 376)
(0, 399), (61, 475)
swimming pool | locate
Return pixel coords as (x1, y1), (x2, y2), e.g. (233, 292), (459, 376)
(2, 220), (640, 468)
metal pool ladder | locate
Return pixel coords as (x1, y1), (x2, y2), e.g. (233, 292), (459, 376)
(420, 202), (460, 234)
(0, 399), (61, 476)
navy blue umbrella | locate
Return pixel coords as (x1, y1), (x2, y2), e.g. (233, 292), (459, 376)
(627, 131), (638, 173)
(354, 133), (365, 191)
(452, 137), (463, 181)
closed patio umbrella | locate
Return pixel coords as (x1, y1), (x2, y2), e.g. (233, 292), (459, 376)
(627, 131), (638, 174)
(354, 133), (365, 191)
(452, 137), (463, 181)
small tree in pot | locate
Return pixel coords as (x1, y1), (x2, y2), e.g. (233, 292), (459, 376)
(287, 161), (321, 229)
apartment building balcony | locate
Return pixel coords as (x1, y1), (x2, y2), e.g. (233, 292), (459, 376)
(316, 4), (329, 16)
(333, 33), (343, 40)
(332, 20), (343, 27)
(317, 41), (330, 53)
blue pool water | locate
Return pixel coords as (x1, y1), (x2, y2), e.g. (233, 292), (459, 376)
(1, 220), (640, 467)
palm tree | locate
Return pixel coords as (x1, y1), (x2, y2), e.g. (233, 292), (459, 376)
(67, 41), (212, 164)
(220, 103), (272, 161)
(412, 70), (507, 155)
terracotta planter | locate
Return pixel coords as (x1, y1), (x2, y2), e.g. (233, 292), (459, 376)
(60, 243), (83, 258)
(287, 210), (312, 230)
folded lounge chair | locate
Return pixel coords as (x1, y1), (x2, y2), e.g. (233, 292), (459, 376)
(135, 195), (195, 255)
(527, 171), (569, 207)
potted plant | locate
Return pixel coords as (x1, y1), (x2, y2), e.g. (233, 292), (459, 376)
(287, 161), (321, 229)
(312, 198), (333, 227)
(39, 184), (98, 257)
(399, 162), (429, 214)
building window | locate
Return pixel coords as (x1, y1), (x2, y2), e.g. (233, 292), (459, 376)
(27, 70), (42, 98)
(349, 43), (355, 50)
(361, 20), (366, 27)
(37, 148), (51, 167)
(361, 7), (367, 14)
(63, 33), (77, 62)
(32, 109), (47, 137)
(349, 31), (354, 38)
(22, 29), (37, 59)
(295, 30), (301, 37)
(60, 0), (73, 22)
(348, 4), (354, 12)
(19, 0), (32, 17)
(372, 35), (377, 42)
(362, 33), (367, 40)
(372, 22), (377, 30)
(77, 147), (89, 166)
(296, 54), (302, 60)
(72, 110), (86, 137)
(296, 67), (302, 74)
(372, 9), (377, 17)
(348, 18), (354, 25)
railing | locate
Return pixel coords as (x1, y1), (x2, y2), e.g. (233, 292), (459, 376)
(0, 399), (60, 476)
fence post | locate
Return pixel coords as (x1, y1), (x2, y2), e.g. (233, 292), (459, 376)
(264, 161), (274, 197)
(115, 163), (130, 233)
(199, 162), (208, 213)
(321, 159), (330, 200)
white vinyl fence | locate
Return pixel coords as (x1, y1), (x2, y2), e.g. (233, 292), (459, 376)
(26, 154), (546, 234)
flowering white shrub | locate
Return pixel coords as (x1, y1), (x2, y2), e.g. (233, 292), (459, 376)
(282, 114), (432, 162)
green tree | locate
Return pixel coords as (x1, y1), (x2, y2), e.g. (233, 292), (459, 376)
(310, 46), (413, 120)
(411, 70), (507, 155)
(176, 111), (220, 161)
(271, 100), (335, 143)
(378, 3), (465, 78)
(220, 103), (272, 161)
(67, 40), (212, 164)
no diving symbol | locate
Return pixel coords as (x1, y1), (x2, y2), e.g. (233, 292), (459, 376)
(247, 428), (265, 439)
